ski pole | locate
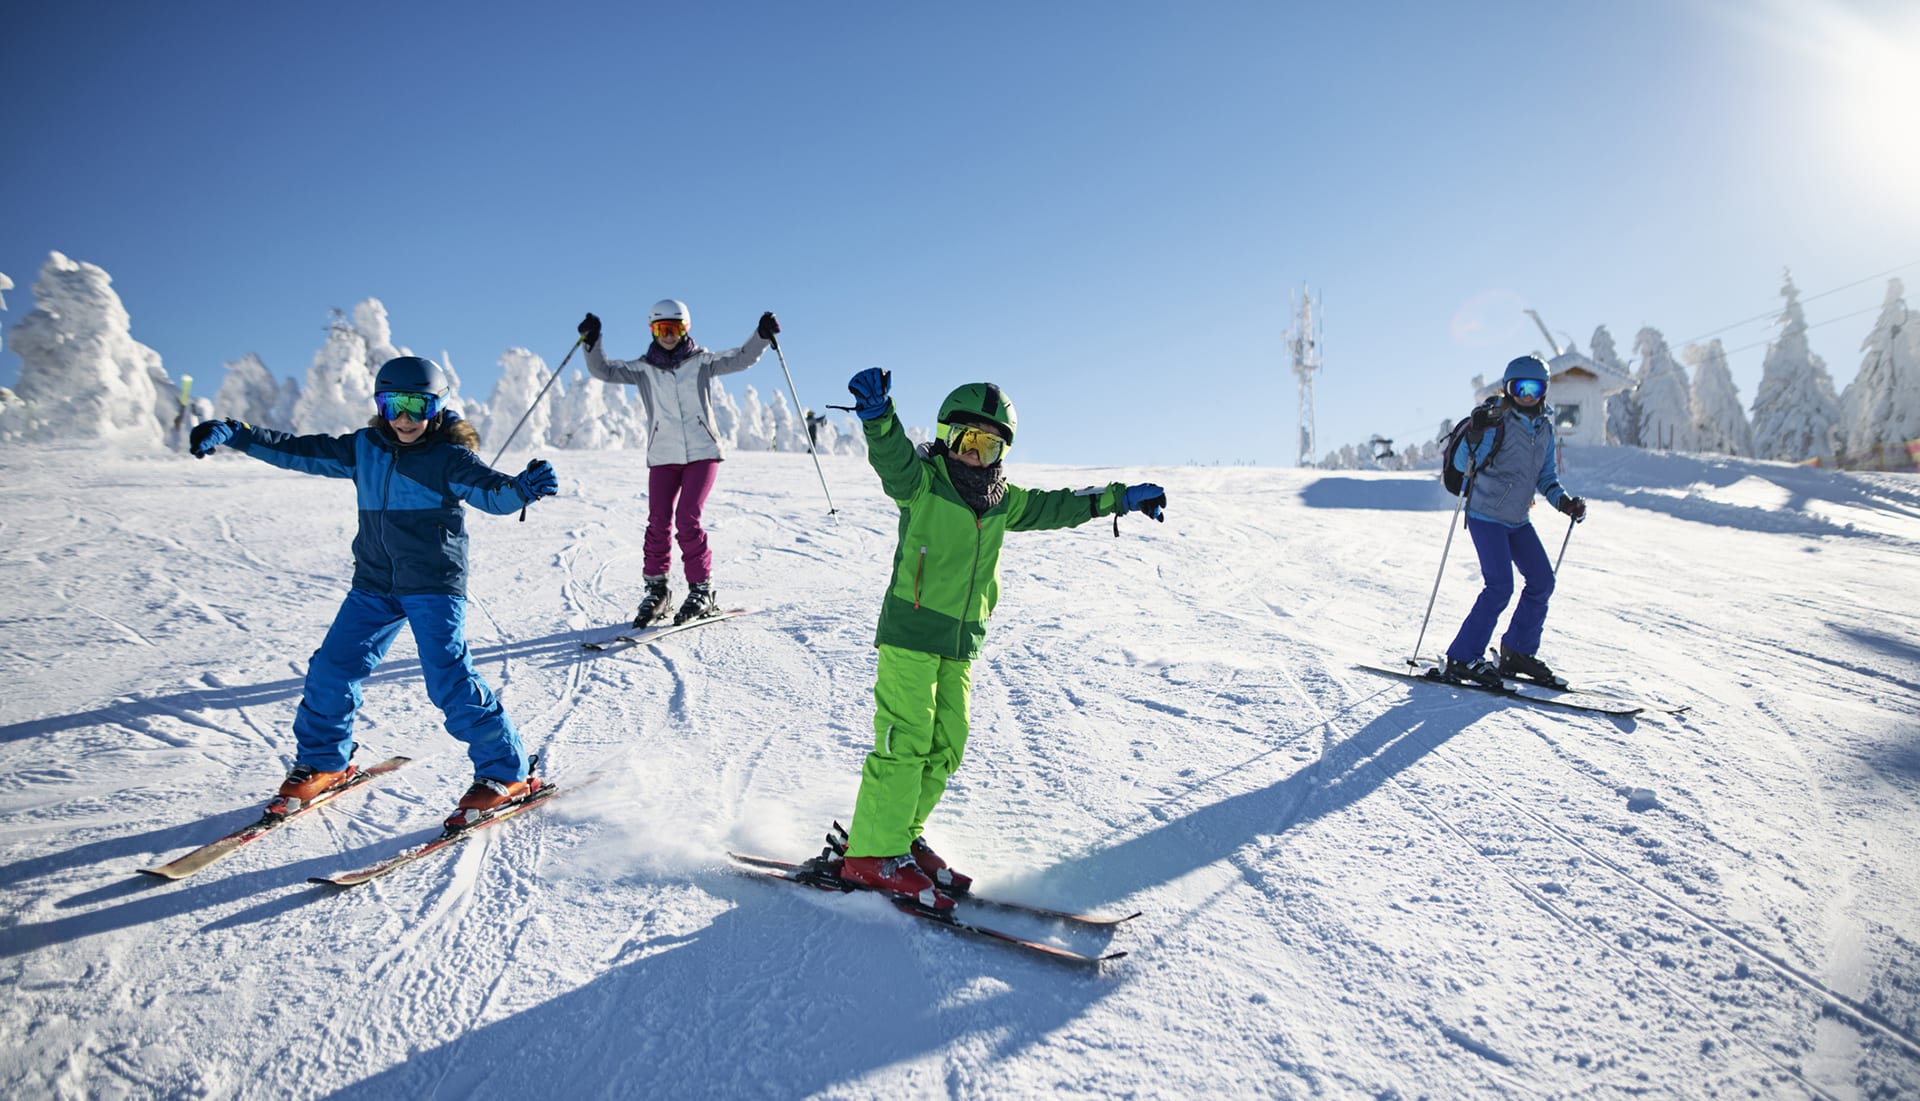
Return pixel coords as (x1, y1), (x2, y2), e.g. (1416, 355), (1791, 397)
(1552, 512), (1576, 573)
(1408, 463), (1476, 670)
(768, 334), (838, 520)
(489, 335), (583, 468)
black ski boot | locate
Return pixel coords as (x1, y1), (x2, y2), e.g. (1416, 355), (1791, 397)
(632, 576), (673, 628)
(1440, 656), (1505, 689)
(1497, 646), (1568, 688)
(673, 581), (719, 625)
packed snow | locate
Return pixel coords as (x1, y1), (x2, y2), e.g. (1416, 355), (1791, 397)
(2, 434), (1918, 1098)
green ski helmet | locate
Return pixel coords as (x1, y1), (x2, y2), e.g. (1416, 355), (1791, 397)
(936, 382), (1016, 445)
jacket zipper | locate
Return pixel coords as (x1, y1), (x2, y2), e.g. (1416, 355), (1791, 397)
(914, 546), (926, 609)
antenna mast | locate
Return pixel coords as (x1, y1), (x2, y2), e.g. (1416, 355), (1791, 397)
(1286, 285), (1324, 467)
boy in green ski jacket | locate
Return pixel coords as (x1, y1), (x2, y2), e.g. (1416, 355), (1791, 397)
(829, 368), (1168, 909)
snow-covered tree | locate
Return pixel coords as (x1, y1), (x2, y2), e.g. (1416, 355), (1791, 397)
(1841, 279), (1918, 464)
(768, 388), (807, 452)
(736, 385), (772, 451)
(1750, 271), (1843, 463)
(550, 369), (615, 450)
(213, 353), (299, 426)
(0, 252), (167, 446)
(292, 312), (376, 435)
(1632, 328), (1694, 451)
(709, 380), (740, 450)
(1686, 340), (1753, 456)
(1592, 325), (1639, 446)
(483, 348), (555, 457)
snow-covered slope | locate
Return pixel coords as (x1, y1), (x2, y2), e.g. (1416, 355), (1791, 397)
(2, 443), (1917, 1098)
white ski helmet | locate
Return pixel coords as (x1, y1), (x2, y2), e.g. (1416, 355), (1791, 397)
(649, 299), (690, 329)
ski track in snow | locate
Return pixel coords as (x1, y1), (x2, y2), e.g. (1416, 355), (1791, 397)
(1, 445), (1918, 1098)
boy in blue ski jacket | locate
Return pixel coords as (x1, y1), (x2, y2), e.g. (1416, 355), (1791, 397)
(1441, 354), (1588, 689)
(189, 356), (560, 829)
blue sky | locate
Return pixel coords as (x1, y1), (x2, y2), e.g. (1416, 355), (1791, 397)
(3, 1), (1916, 466)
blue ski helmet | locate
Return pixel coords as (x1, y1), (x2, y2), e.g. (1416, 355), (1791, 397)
(1502, 354), (1551, 385)
(374, 355), (450, 397)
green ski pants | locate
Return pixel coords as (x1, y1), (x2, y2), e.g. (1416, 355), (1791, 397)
(845, 644), (973, 858)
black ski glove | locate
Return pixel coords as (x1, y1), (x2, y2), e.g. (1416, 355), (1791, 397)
(577, 312), (602, 351)
(1470, 403), (1503, 430)
(757, 311), (780, 341)
(1557, 495), (1587, 522)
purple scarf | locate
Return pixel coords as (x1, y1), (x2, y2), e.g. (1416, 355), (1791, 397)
(644, 338), (703, 369)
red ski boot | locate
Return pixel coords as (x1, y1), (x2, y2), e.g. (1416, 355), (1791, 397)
(910, 836), (973, 894)
(839, 854), (954, 911)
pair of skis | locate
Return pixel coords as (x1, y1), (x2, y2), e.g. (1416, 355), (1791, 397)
(581, 608), (751, 652)
(728, 825), (1140, 967)
(138, 758), (565, 887)
(1355, 660), (1687, 716)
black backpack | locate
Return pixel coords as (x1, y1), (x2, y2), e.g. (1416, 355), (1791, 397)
(1441, 400), (1505, 496)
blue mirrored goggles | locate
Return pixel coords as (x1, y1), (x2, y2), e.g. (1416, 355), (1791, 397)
(375, 390), (444, 421)
(1506, 378), (1546, 401)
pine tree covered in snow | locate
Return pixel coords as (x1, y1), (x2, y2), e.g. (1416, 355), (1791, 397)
(481, 348), (555, 456)
(0, 252), (167, 446)
(768, 388), (807, 452)
(1633, 328), (1694, 451)
(1840, 279), (1918, 465)
(1594, 325), (1640, 447)
(1749, 272), (1843, 463)
(550, 369), (614, 450)
(1686, 340), (1753, 456)
(736, 385), (771, 451)
(291, 311), (377, 436)
(212, 353), (298, 427)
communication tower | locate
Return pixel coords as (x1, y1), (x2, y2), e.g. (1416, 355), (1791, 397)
(1286, 286), (1323, 467)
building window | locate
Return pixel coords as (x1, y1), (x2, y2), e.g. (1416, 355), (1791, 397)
(1555, 404), (1582, 430)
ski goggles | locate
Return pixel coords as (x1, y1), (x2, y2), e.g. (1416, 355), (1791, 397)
(944, 422), (1008, 464)
(650, 319), (687, 339)
(375, 390), (444, 421)
(1506, 377), (1546, 401)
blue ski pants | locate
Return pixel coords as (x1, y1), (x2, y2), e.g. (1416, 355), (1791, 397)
(291, 589), (528, 782)
(1446, 516), (1556, 663)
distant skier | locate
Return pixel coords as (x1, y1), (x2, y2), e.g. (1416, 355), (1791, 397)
(187, 356), (559, 830)
(1441, 353), (1587, 689)
(826, 369), (1168, 909)
(576, 301), (780, 627)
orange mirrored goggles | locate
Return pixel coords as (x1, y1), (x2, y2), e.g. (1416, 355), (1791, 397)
(944, 422), (1008, 464)
(650, 319), (687, 339)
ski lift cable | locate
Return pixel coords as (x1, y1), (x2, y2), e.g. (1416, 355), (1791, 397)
(1678, 258), (1920, 346)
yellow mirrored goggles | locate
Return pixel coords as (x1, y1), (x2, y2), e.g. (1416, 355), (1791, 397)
(944, 422), (1008, 464)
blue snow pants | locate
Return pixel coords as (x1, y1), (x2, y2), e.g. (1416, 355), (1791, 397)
(1446, 516), (1556, 663)
(291, 589), (528, 782)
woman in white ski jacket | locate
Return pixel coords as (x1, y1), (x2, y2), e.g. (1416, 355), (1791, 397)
(578, 300), (779, 627)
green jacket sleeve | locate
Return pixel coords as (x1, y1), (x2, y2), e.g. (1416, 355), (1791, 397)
(862, 407), (929, 503)
(1006, 481), (1128, 532)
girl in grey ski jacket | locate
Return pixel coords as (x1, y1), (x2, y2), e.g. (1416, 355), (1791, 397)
(583, 326), (770, 465)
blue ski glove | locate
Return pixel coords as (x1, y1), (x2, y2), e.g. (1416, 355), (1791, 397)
(847, 368), (893, 420)
(1122, 483), (1167, 521)
(189, 419), (235, 457)
(513, 458), (558, 503)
